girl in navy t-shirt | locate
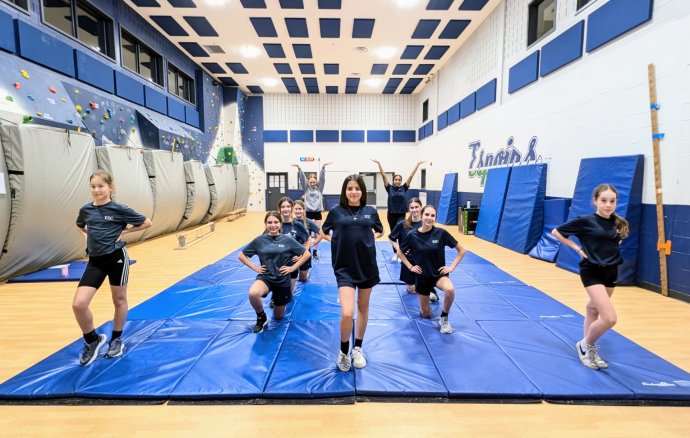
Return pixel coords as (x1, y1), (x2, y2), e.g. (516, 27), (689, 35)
(399, 205), (465, 334)
(293, 200), (323, 282)
(277, 197), (310, 294)
(320, 174), (383, 372)
(389, 197), (423, 294)
(552, 183), (629, 371)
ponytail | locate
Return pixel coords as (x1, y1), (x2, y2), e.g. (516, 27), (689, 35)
(613, 213), (629, 240)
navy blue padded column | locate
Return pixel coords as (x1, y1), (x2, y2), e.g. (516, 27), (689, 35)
(529, 198), (571, 262)
(555, 155), (644, 284)
(496, 164), (547, 253)
(475, 167), (511, 242)
(435, 172), (458, 224)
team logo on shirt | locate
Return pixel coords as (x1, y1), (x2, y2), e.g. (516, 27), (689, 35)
(277, 244), (285, 248)
(104, 215), (114, 220)
(432, 240), (439, 244)
(364, 215), (371, 219)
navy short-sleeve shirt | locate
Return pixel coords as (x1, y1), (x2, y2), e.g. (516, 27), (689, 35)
(401, 226), (458, 278)
(385, 183), (409, 214)
(76, 201), (147, 256)
(556, 213), (622, 266)
(242, 233), (306, 286)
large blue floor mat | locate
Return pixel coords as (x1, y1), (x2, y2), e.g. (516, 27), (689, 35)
(2, 241), (689, 405)
(8, 260), (136, 283)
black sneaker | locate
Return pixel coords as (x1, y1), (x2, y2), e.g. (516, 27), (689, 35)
(79, 333), (106, 366)
(253, 313), (268, 333)
(312, 250), (319, 261)
(269, 298), (275, 308)
(105, 337), (124, 358)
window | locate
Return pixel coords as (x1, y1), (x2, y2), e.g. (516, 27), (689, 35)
(168, 63), (196, 104)
(422, 99), (429, 123)
(3, 0), (29, 11)
(577, 0), (595, 10)
(42, 0), (114, 59)
(420, 168), (426, 189)
(527, 0), (555, 46)
(121, 30), (164, 86)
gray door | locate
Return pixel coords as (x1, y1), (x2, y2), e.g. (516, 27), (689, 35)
(266, 172), (288, 211)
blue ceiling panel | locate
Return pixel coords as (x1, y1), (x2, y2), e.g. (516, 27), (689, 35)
(424, 45), (449, 59)
(459, 0), (489, 10)
(280, 0), (304, 8)
(226, 63), (249, 74)
(132, 0), (160, 6)
(282, 77), (299, 88)
(320, 18), (340, 38)
(299, 63), (316, 74)
(240, 0), (266, 7)
(264, 43), (286, 58)
(400, 77), (422, 94)
(426, 0), (453, 9)
(401, 45), (424, 59)
(293, 44), (313, 58)
(304, 78), (319, 93)
(184, 16), (219, 37)
(383, 77), (402, 94)
(274, 63), (293, 74)
(250, 17), (278, 37)
(219, 77), (238, 86)
(287, 87), (301, 93)
(326, 86), (338, 93)
(439, 19), (470, 39)
(413, 64), (434, 75)
(324, 64), (339, 74)
(346, 77), (360, 94)
(412, 19), (440, 39)
(179, 42), (209, 57)
(150, 16), (188, 36)
(248, 85), (264, 93)
(285, 18), (309, 37)
(318, 0), (341, 9)
(201, 62), (225, 73)
(168, 0), (196, 7)
(352, 19), (375, 38)
(392, 64), (412, 75)
(371, 64), (388, 75)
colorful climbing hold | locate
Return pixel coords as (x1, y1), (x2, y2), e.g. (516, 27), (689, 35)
(89, 102), (97, 109)
(23, 115), (33, 124)
(5, 96), (13, 102)
(14, 82), (21, 90)
(49, 86), (57, 94)
(103, 113), (110, 120)
(75, 104), (83, 112)
(20, 70), (30, 79)
(61, 98), (66, 102)
(27, 95), (34, 101)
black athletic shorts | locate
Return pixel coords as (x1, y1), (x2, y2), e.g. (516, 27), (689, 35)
(78, 247), (130, 288)
(579, 263), (618, 288)
(306, 211), (323, 221)
(258, 279), (292, 307)
(290, 268), (298, 279)
(415, 274), (447, 296)
(386, 212), (406, 231)
(337, 275), (380, 290)
(399, 263), (416, 285)
(299, 259), (312, 271)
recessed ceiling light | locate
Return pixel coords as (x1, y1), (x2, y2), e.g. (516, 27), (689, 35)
(395, 0), (420, 8)
(365, 78), (383, 87)
(239, 45), (261, 58)
(204, 0), (230, 6)
(375, 46), (397, 59)
(261, 78), (278, 87)
(354, 46), (368, 53)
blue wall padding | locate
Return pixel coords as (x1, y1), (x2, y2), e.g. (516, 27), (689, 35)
(167, 98), (186, 121)
(354, 320), (448, 397)
(170, 320), (290, 399)
(316, 130), (339, 142)
(115, 71), (145, 105)
(496, 164), (547, 254)
(555, 155), (644, 284)
(437, 111), (448, 130)
(342, 130), (365, 142)
(185, 106), (200, 127)
(542, 317), (690, 401)
(447, 102), (460, 124)
(290, 130), (313, 142)
(0, 11), (15, 53)
(508, 51), (539, 93)
(586, 0), (654, 53)
(529, 198), (571, 262)
(475, 78), (497, 110)
(392, 130), (416, 142)
(8, 260), (135, 283)
(75, 52), (115, 93)
(480, 320), (635, 400)
(488, 285), (578, 320)
(17, 22), (75, 77)
(418, 313), (541, 399)
(145, 86), (167, 113)
(263, 320), (355, 398)
(475, 167), (511, 242)
(540, 21), (584, 77)
(264, 130), (288, 142)
(424, 120), (434, 138)
(456, 285), (528, 321)
(436, 172), (458, 225)
(459, 92), (476, 119)
(367, 130), (390, 142)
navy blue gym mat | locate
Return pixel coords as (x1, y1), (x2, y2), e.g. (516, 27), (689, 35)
(8, 260), (136, 283)
(2, 241), (690, 405)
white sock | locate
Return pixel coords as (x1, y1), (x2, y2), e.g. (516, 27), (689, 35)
(580, 338), (590, 352)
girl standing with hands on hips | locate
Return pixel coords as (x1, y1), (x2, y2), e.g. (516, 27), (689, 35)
(277, 197), (310, 294)
(389, 198), (423, 295)
(292, 161), (332, 260)
(239, 211), (311, 333)
(320, 175), (384, 371)
(372, 159), (425, 261)
(398, 205), (465, 334)
(552, 184), (628, 370)
(73, 170), (152, 366)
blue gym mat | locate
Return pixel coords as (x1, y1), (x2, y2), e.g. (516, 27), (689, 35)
(8, 260), (136, 283)
(1, 241), (689, 405)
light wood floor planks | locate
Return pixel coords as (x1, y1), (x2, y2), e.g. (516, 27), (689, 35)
(1, 212), (689, 437)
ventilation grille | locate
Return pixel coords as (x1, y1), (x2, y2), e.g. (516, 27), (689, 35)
(204, 45), (226, 54)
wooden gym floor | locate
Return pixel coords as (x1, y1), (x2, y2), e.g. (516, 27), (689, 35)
(0, 211), (689, 437)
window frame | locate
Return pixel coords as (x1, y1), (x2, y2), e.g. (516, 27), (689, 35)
(2, 0), (30, 14)
(422, 99), (429, 123)
(119, 27), (165, 88)
(40, 0), (115, 61)
(576, 0), (597, 13)
(167, 61), (196, 105)
(527, 0), (557, 48)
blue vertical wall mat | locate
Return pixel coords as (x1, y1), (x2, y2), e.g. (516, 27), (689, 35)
(496, 164), (547, 254)
(0, 11), (16, 53)
(475, 167), (512, 243)
(436, 172), (458, 225)
(555, 155), (644, 285)
(529, 198), (571, 262)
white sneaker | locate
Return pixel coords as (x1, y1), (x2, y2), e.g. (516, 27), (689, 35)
(337, 351), (351, 371)
(352, 347), (367, 369)
(439, 316), (453, 334)
(576, 341), (599, 370)
(429, 291), (439, 302)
